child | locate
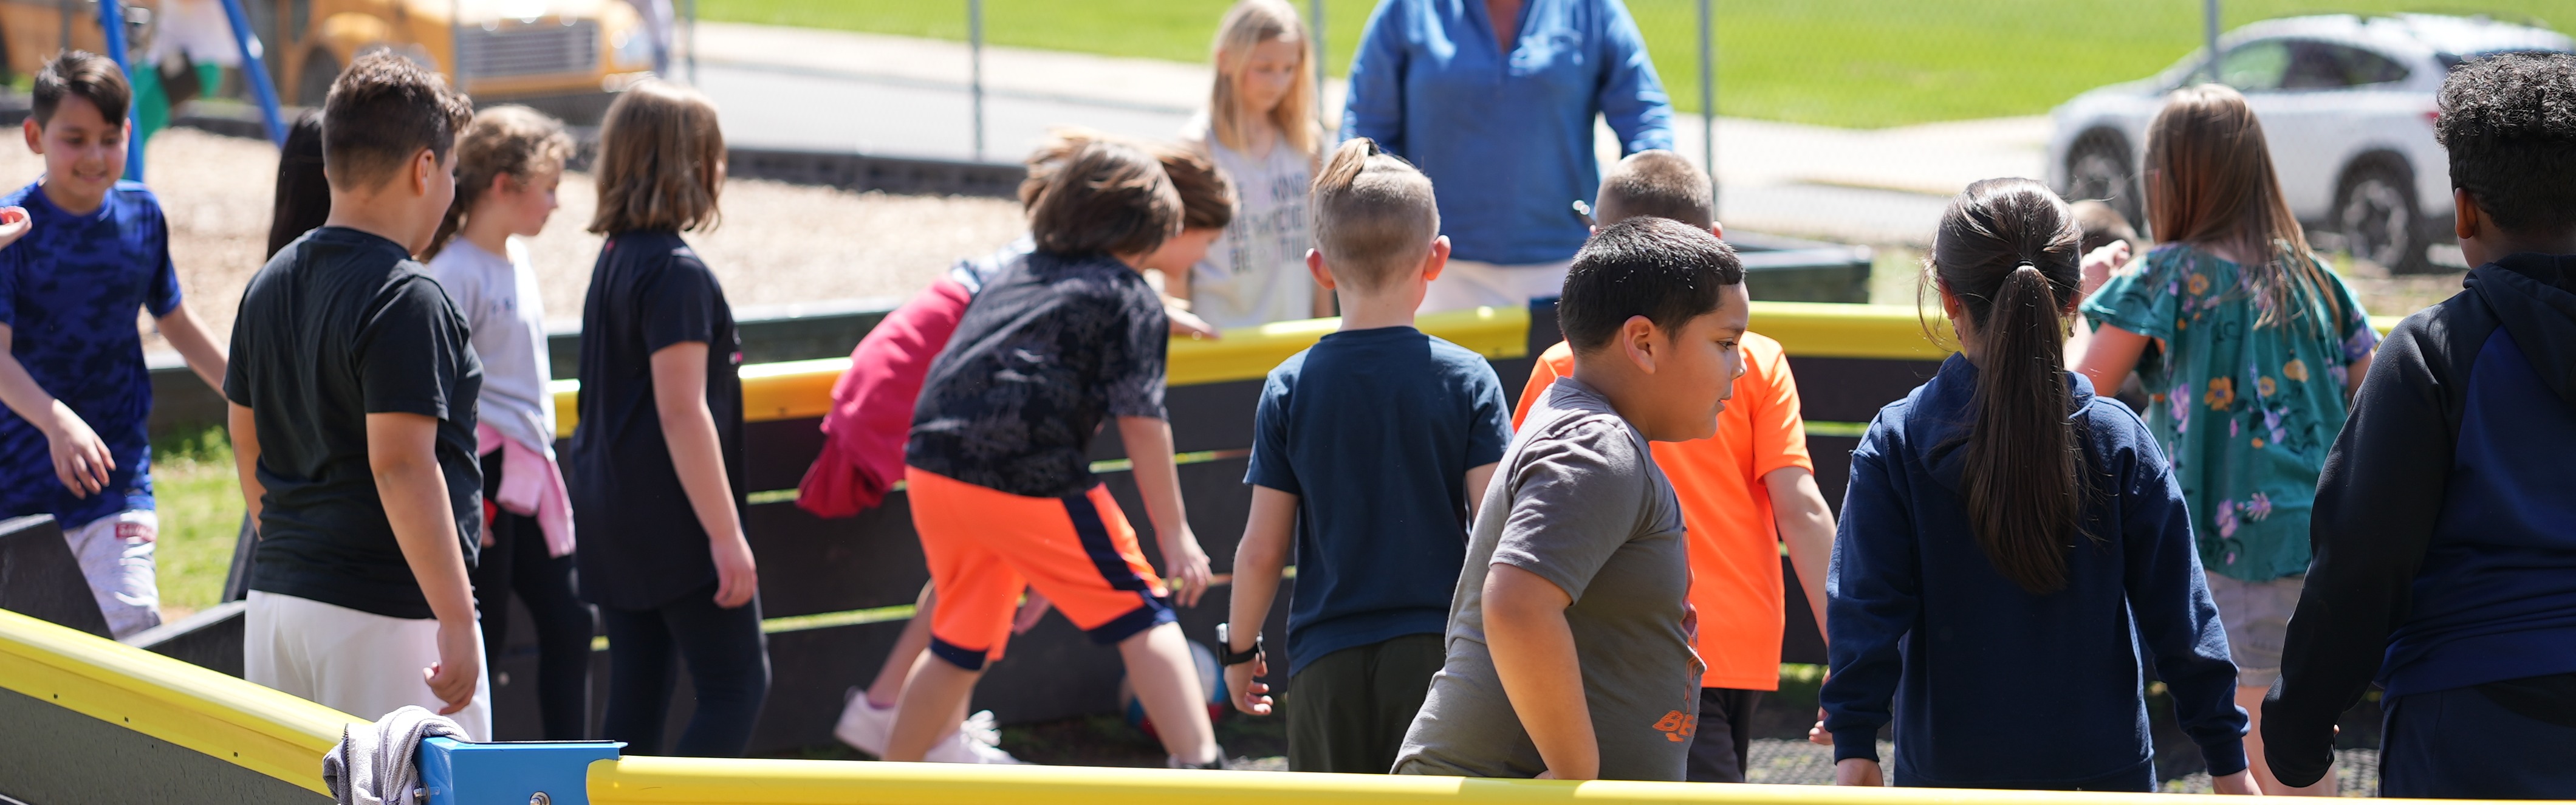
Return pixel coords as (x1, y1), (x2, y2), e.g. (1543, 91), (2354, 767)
(817, 134), (1236, 764)
(0, 50), (228, 642)
(1220, 138), (1513, 773)
(2071, 85), (2377, 796)
(267, 110), (331, 259)
(1394, 216), (1744, 781)
(225, 52), (487, 736)
(1821, 179), (2250, 792)
(2264, 52), (2576, 800)
(1178, 0), (1326, 327)
(890, 139), (1222, 769)
(1510, 150), (1835, 783)
(567, 80), (768, 758)
(422, 106), (594, 741)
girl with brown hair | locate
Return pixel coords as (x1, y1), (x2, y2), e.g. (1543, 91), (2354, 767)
(2072, 86), (2379, 796)
(1821, 179), (2254, 793)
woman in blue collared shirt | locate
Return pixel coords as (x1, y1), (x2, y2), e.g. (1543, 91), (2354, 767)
(1341, 0), (1675, 313)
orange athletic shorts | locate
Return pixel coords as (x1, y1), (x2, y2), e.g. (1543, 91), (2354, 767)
(904, 466), (1173, 670)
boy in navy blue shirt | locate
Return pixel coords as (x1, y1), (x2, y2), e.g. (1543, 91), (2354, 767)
(1221, 137), (1513, 773)
(2265, 52), (2576, 800)
(0, 51), (228, 639)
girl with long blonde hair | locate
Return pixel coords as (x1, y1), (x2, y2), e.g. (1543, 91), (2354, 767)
(2072, 84), (2379, 797)
(1180, 0), (1327, 327)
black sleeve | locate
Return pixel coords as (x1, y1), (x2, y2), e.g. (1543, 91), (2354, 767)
(1100, 280), (1168, 420)
(358, 275), (473, 420)
(2263, 310), (2467, 787)
(641, 255), (719, 355)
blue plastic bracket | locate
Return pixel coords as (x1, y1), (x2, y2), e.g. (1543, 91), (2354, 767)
(416, 736), (623, 805)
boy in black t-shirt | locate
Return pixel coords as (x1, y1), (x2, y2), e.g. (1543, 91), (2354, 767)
(225, 53), (487, 736)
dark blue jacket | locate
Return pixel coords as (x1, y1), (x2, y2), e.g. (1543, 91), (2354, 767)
(2264, 254), (2576, 786)
(1823, 355), (2247, 790)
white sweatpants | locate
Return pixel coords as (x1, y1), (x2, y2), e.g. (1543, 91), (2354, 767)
(63, 510), (162, 639)
(1418, 258), (1575, 315)
(244, 591), (492, 740)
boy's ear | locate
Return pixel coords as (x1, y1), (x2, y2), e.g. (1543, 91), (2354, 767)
(2454, 188), (2481, 241)
(1709, 221), (1724, 239)
(22, 118), (41, 155)
(1421, 236), (1451, 282)
(411, 148), (442, 197)
(1305, 248), (1338, 291)
(1619, 314), (1661, 373)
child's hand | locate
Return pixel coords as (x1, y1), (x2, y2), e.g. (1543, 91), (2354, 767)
(1834, 758), (1883, 787)
(424, 618), (482, 715)
(0, 206), (29, 249)
(45, 405), (113, 497)
(2080, 241), (2131, 301)
(709, 531), (759, 608)
(1809, 709), (1832, 745)
(2211, 770), (2261, 795)
(1162, 533), (1214, 608)
(1224, 649), (1271, 716)
(1166, 305), (1220, 340)
(1011, 588), (1053, 634)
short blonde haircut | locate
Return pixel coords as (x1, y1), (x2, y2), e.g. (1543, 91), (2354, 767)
(589, 81), (725, 235)
(1595, 150), (1713, 228)
(1208, 0), (1320, 160)
(1309, 137), (1437, 290)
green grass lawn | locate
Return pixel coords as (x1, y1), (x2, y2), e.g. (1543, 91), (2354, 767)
(151, 426), (244, 622)
(696, 0), (2564, 128)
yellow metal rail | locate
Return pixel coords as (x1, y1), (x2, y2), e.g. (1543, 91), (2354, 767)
(0, 608), (358, 795)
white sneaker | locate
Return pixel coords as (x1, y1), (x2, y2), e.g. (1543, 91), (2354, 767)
(922, 710), (1028, 765)
(833, 687), (894, 756)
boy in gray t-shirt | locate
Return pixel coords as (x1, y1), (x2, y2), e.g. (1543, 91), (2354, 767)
(1395, 218), (1752, 781)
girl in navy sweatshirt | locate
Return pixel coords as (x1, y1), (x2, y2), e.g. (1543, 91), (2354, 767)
(1820, 179), (2254, 793)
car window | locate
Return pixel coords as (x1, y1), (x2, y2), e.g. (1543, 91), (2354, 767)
(2219, 40), (2290, 91)
(2280, 41), (2410, 89)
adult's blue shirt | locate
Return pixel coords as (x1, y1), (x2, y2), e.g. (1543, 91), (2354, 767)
(0, 180), (180, 529)
(1245, 326), (1511, 677)
(1821, 355), (2248, 790)
(1341, 0), (1675, 265)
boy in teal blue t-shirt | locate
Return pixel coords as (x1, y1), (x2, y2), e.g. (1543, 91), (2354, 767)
(0, 52), (229, 637)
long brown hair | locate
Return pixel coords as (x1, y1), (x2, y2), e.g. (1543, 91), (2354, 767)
(425, 106), (574, 259)
(1933, 178), (2092, 595)
(1207, 0), (1320, 159)
(589, 80), (725, 235)
(2145, 85), (2340, 330)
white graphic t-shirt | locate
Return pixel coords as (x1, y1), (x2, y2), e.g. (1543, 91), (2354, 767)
(1188, 118), (1317, 330)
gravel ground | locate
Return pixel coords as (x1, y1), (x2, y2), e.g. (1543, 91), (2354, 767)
(0, 128), (1026, 351)
(1744, 739), (2382, 795)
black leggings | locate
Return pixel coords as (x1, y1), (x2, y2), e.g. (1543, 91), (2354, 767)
(473, 451), (599, 740)
(599, 585), (770, 756)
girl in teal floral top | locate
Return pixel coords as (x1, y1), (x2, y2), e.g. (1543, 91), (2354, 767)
(2070, 85), (2377, 796)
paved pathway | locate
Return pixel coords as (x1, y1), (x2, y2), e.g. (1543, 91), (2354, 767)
(690, 21), (2054, 244)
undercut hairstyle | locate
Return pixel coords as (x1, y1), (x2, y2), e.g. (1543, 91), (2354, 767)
(2437, 51), (2576, 235)
(1928, 178), (2092, 595)
(1309, 137), (1439, 290)
(1021, 128), (1236, 233)
(321, 52), (472, 193)
(2071, 199), (2139, 256)
(267, 110), (331, 259)
(589, 80), (726, 234)
(1558, 216), (1743, 354)
(1595, 149), (1713, 228)
(1027, 139), (1182, 257)
(426, 106), (575, 259)
(33, 50), (132, 126)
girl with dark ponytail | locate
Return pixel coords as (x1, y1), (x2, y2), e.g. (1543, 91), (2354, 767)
(1819, 179), (2255, 793)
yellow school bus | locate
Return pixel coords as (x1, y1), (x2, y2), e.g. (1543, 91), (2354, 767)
(1, 0), (655, 123)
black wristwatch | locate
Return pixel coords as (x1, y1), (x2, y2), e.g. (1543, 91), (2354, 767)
(1216, 623), (1264, 667)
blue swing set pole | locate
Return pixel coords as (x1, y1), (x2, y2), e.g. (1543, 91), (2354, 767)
(95, 0), (141, 180)
(221, 0), (292, 146)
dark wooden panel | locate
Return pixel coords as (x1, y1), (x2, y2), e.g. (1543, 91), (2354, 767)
(0, 686), (329, 805)
(1807, 434), (1864, 516)
(1785, 356), (1944, 425)
(0, 515), (114, 639)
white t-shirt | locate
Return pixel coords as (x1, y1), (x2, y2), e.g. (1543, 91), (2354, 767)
(425, 237), (556, 456)
(1188, 117), (1317, 330)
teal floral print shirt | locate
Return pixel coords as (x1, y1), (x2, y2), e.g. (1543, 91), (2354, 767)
(2081, 244), (2379, 582)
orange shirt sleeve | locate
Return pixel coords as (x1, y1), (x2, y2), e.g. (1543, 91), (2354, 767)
(1512, 341), (1575, 430)
(1744, 333), (1815, 479)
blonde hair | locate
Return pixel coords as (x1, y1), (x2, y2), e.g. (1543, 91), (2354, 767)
(1596, 150), (1714, 229)
(2145, 84), (2339, 330)
(1208, 0), (1320, 159)
(425, 106), (575, 259)
(589, 81), (725, 235)
(1309, 137), (1438, 290)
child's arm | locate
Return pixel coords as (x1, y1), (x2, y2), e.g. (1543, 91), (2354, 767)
(364, 411), (481, 714)
(2121, 432), (2255, 790)
(155, 305), (228, 394)
(651, 342), (759, 609)
(1485, 564), (1595, 779)
(1463, 462), (1499, 521)
(0, 324), (113, 496)
(1222, 485), (1295, 715)
(1820, 425), (1918, 783)
(1764, 467), (1835, 633)
(226, 402), (265, 527)
(1118, 416), (1212, 606)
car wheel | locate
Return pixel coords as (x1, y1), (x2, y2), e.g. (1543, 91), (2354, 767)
(297, 50), (341, 107)
(2065, 132), (2140, 228)
(2335, 157), (2430, 274)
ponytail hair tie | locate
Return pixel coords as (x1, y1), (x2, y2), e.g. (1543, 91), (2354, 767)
(2014, 260), (2038, 272)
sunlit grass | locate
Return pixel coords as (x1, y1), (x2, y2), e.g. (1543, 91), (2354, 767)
(151, 426), (243, 622)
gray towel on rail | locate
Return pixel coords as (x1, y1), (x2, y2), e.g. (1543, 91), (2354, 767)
(323, 705), (466, 805)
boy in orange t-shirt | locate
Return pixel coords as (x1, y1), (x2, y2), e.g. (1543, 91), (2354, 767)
(1511, 151), (1837, 783)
